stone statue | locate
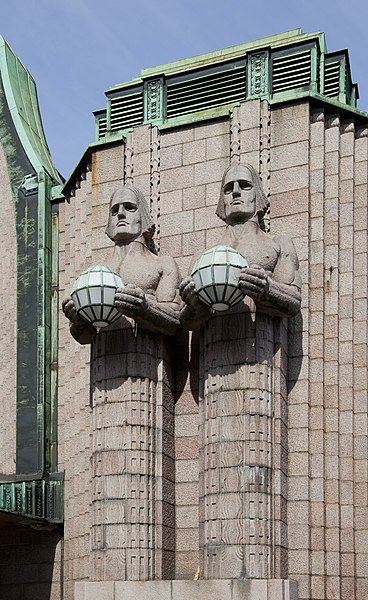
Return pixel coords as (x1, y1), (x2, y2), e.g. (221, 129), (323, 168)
(180, 162), (301, 328)
(62, 184), (180, 580)
(179, 163), (301, 580)
(62, 184), (181, 340)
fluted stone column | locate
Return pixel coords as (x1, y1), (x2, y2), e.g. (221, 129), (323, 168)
(90, 320), (175, 581)
(199, 303), (287, 579)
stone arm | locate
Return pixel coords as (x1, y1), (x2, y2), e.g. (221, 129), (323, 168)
(239, 235), (301, 317)
(114, 256), (181, 336)
(179, 276), (213, 330)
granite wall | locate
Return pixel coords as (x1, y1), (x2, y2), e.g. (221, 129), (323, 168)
(58, 98), (368, 600)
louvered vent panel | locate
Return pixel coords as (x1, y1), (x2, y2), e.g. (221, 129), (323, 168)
(110, 92), (144, 132)
(166, 66), (246, 119)
(272, 49), (312, 93)
(98, 116), (107, 139)
(324, 61), (341, 98)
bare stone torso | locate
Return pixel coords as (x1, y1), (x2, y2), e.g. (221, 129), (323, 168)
(108, 246), (163, 297)
(226, 225), (280, 274)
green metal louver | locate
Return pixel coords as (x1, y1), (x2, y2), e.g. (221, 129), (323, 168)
(93, 110), (107, 139)
(109, 91), (144, 133)
(324, 60), (341, 98)
(166, 63), (246, 119)
(98, 116), (107, 138)
(323, 52), (356, 106)
(272, 48), (312, 94)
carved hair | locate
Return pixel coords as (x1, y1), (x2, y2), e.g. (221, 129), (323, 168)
(105, 184), (155, 242)
(215, 163), (269, 225)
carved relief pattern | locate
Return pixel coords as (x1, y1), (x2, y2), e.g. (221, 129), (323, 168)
(150, 127), (161, 249)
(260, 100), (271, 232)
(199, 312), (274, 579)
(326, 114), (340, 129)
(147, 80), (162, 121)
(356, 125), (368, 138)
(340, 120), (355, 134)
(311, 108), (324, 124)
(250, 53), (268, 97)
(124, 131), (134, 184)
(91, 328), (175, 581)
(230, 105), (241, 163)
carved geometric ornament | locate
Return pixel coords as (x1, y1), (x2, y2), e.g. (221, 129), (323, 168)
(146, 79), (162, 121)
(249, 52), (268, 97)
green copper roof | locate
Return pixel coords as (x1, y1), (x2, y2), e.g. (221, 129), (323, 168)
(0, 36), (61, 182)
(111, 28), (325, 89)
(91, 28), (364, 146)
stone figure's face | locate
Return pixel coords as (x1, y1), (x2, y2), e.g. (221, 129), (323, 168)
(222, 165), (256, 224)
(109, 187), (142, 242)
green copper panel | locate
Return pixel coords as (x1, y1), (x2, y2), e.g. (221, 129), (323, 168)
(0, 477), (63, 523)
(16, 181), (40, 474)
(15, 169), (55, 475)
(0, 65), (40, 474)
(37, 171), (53, 474)
(0, 39), (61, 490)
(50, 206), (59, 473)
(0, 36), (62, 523)
(0, 36), (61, 183)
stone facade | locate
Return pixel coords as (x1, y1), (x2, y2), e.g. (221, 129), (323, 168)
(57, 97), (368, 599)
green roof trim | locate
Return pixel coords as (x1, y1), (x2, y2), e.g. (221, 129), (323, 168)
(271, 90), (368, 118)
(0, 36), (61, 182)
(139, 29), (324, 80)
(107, 28), (324, 90)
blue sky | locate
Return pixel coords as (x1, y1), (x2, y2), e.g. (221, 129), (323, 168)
(2, 0), (367, 179)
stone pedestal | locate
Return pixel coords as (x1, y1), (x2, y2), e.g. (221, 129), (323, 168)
(75, 579), (298, 600)
(90, 321), (175, 580)
(199, 304), (288, 579)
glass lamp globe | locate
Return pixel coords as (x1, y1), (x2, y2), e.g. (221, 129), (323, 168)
(71, 265), (123, 328)
(191, 245), (248, 312)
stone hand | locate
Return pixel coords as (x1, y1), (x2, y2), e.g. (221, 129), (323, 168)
(62, 296), (90, 328)
(114, 284), (148, 318)
(179, 276), (200, 309)
(238, 265), (270, 300)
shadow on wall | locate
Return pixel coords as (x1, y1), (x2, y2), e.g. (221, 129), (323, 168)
(287, 311), (303, 393)
(175, 301), (303, 404)
(0, 513), (63, 599)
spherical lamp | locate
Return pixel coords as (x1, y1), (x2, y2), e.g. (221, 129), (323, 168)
(71, 265), (123, 328)
(191, 245), (248, 312)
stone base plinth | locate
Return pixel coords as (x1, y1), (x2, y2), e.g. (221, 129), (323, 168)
(75, 579), (298, 600)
